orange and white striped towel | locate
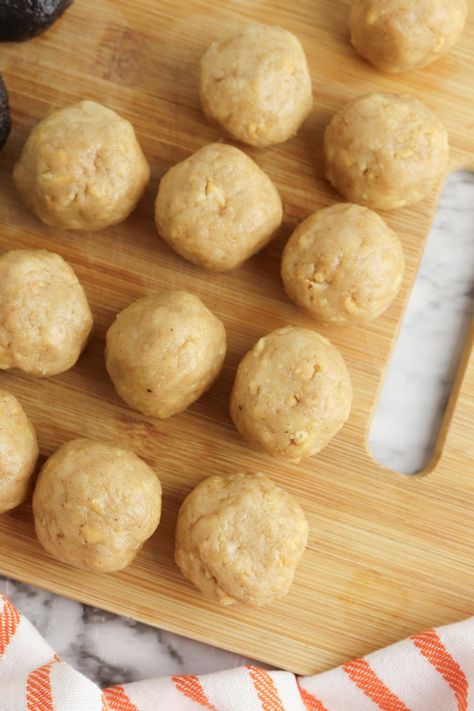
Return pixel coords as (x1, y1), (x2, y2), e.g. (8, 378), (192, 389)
(0, 593), (472, 711)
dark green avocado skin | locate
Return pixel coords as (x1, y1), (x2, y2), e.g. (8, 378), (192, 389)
(0, 0), (73, 41)
(0, 75), (11, 150)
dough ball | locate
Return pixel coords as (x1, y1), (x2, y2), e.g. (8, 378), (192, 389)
(230, 326), (352, 461)
(106, 290), (226, 418)
(350, 0), (468, 73)
(324, 93), (449, 210)
(0, 249), (93, 376)
(0, 389), (38, 514)
(13, 100), (150, 230)
(281, 203), (405, 324)
(175, 471), (308, 606)
(199, 24), (313, 147)
(155, 143), (283, 271)
(33, 438), (162, 572)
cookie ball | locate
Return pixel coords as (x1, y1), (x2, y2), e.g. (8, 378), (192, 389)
(199, 24), (313, 147)
(33, 439), (162, 572)
(0, 389), (39, 514)
(106, 291), (226, 418)
(350, 0), (468, 73)
(323, 93), (449, 210)
(281, 203), (405, 324)
(230, 326), (352, 461)
(0, 249), (93, 376)
(175, 472), (308, 606)
(155, 143), (283, 271)
(13, 100), (150, 230)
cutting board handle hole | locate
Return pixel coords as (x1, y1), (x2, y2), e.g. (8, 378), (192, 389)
(368, 170), (474, 475)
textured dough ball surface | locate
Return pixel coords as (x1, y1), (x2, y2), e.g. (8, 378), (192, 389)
(13, 100), (150, 230)
(106, 291), (226, 418)
(350, 0), (468, 73)
(200, 24), (313, 147)
(230, 326), (352, 461)
(0, 249), (93, 376)
(324, 93), (449, 211)
(155, 143), (283, 271)
(175, 471), (308, 606)
(33, 439), (162, 572)
(0, 389), (38, 514)
(282, 203), (405, 324)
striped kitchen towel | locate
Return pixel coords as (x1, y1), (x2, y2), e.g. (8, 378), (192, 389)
(0, 593), (472, 710)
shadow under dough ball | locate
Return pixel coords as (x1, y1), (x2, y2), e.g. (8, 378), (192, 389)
(0, 0), (73, 41)
(0, 74), (11, 150)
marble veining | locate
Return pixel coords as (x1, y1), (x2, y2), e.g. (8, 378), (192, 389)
(1, 171), (473, 686)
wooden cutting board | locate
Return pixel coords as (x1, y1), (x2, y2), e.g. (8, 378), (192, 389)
(0, 0), (473, 676)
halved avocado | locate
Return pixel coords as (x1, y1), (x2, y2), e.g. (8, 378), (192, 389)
(0, 0), (73, 42)
(0, 75), (11, 150)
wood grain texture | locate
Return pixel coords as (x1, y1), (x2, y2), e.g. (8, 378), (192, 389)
(0, 0), (473, 676)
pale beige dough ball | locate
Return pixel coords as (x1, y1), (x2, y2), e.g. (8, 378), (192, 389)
(33, 438), (162, 572)
(0, 249), (93, 377)
(282, 203), (405, 324)
(106, 291), (226, 419)
(0, 389), (39, 514)
(230, 326), (352, 461)
(199, 24), (313, 147)
(13, 100), (150, 230)
(155, 143), (283, 271)
(324, 93), (449, 210)
(350, 0), (468, 73)
(175, 471), (308, 606)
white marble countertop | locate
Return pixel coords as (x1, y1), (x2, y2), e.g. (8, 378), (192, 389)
(1, 171), (473, 687)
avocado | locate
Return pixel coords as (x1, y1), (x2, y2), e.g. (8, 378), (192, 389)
(0, 75), (11, 150)
(0, 0), (73, 42)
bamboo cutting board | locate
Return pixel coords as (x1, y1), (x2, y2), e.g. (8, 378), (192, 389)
(0, 0), (473, 676)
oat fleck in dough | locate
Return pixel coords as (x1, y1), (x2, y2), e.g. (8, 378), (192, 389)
(200, 24), (313, 147)
(155, 143), (283, 271)
(230, 326), (352, 461)
(282, 203), (405, 324)
(0, 249), (93, 376)
(106, 291), (226, 419)
(33, 439), (162, 573)
(324, 93), (449, 211)
(13, 100), (150, 230)
(0, 389), (38, 514)
(350, 0), (468, 73)
(175, 472), (308, 606)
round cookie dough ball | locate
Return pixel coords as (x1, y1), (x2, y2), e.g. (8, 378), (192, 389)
(175, 471), (308, 606)
(199, 24), (313, 147)
(230, 326), (352, 461)
(282, 203), (405, 324)
(0, 389), (39, 514)
(13, 100), (150, 230)
(350, 0), (468, 73)
(324, 93), (449, 210)
(33, 438), (162, 572)
(106, 291), (226, 418)
(155, 143), (283, 271)
(0, 249), (93, 376)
